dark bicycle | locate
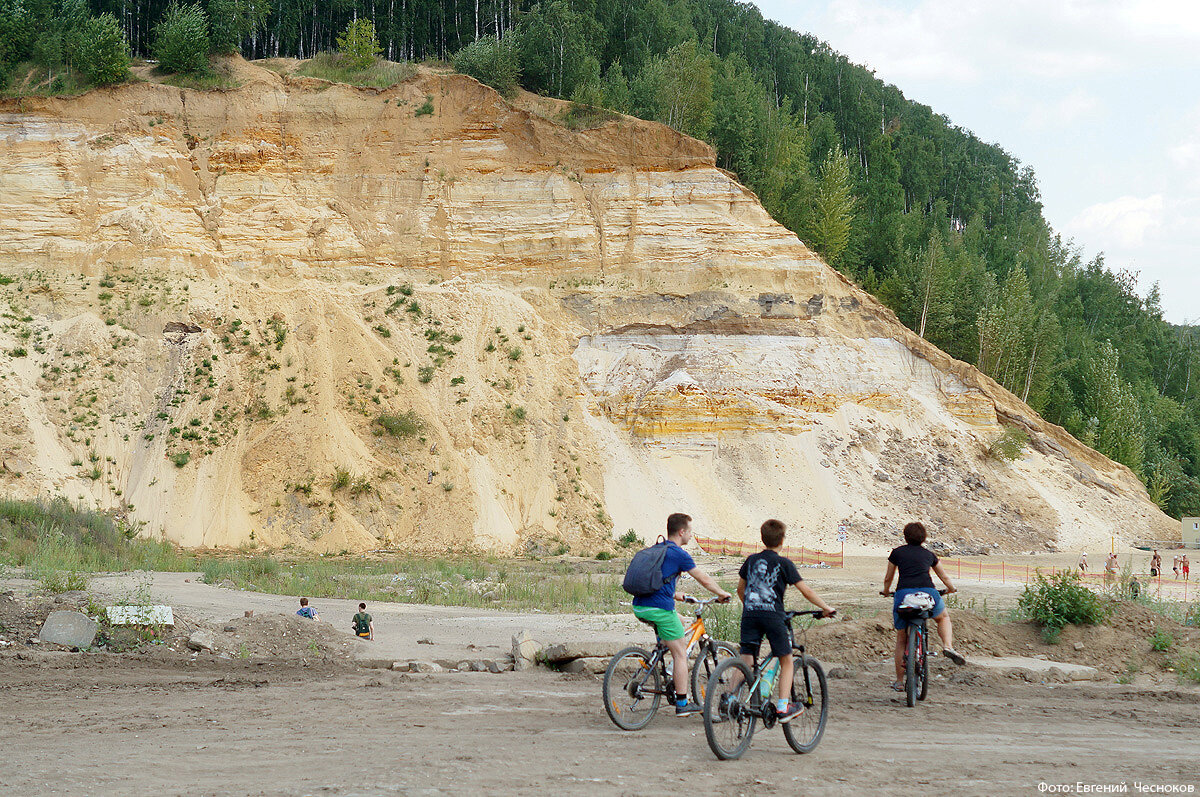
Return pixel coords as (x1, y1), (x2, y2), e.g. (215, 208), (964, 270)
(882, 588), (949, 707)
(701, 609), (831, 760)
(602, 596), (736, 731)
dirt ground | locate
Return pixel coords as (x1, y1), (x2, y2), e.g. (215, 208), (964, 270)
(3, 561), (1198, 795)
(2, 654), (1197, 797)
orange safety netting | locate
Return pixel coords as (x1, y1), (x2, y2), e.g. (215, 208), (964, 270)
(693, 536), (844, 567)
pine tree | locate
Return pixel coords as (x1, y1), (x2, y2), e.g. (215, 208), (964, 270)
(74, 13), (129, 85)
(153, 3), (211, 75)
(802, 145), (855, 269)
(337, 18), (380, 70)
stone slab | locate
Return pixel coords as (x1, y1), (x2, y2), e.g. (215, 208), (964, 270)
(38, 611), (97, 649)
(541, 642), (621, 663)
(970, 655), (1099, 681)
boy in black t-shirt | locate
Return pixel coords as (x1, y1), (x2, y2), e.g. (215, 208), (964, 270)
(737, 519), (836, 722)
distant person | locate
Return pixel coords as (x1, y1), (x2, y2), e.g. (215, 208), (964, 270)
(1150, 550), (1161, 578)
(352, 603), (373, 641)
(1078, 552), (1087, 573)
(1173, 555), (1180, 579)
(882, 521), (966, 693)
(1184, 554), (1191, 581)
(1104, 553), (1118, 586)
(296, 597), (318, 621)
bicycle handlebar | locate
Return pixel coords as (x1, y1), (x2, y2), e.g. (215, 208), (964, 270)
(785, 609), (836, 619)
(679, 595), (730, 606)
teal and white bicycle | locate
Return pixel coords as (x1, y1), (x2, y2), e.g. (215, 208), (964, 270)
(701, 609), (830, 760)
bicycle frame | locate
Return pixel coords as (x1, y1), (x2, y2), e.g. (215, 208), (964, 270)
(730, 616), (817, 724)
(629, 601), (719, 697)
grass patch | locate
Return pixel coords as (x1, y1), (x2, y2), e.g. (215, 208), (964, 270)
(1175, 648), (1200, 683)
(198, 554), (639, 613)
(153, 67), (241, 91)
(295, 53), (416, 88)
(0, 496), (194, 576)
(556, 102), (618, 130)
(987, 424), (1029, 462)
(375, 411), (422, 438)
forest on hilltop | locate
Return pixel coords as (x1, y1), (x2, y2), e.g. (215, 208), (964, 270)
(2, 0), (1197, 519)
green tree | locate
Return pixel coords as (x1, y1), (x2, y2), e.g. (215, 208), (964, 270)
(73, 13), (129, 85)
(860, 136), (905, 278)
(153, 2), (211, 75)
(1085, 341), (1145, 475)
(337, 18), (380, 70)
(207, 0), (269, 54)
(453, 35), (520, 96)
(801, 145), (855, 268)
(631, 40), (712, 139)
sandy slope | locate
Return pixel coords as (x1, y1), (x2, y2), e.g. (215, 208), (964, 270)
(0, 57), (1176, 552)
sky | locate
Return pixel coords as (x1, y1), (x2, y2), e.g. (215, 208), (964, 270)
(754, 0), (1200, 323)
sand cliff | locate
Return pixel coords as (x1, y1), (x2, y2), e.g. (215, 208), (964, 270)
(0, 58), (1175, 552)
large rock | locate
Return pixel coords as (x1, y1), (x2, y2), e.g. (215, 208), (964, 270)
(511, 630), (541, 671)
(561, 657), (609, 675)
(186, 629), (217, 652)
(38, 611), (97, 649)
(541, 642), (621, 664)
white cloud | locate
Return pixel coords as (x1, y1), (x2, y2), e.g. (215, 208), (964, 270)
(761, 0), (1200, 85)
(1022, 89), (1100, 130)
(1068, 195), (1165, 248)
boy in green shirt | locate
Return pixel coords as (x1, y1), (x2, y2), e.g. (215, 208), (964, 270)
(352, 602), (373, 640)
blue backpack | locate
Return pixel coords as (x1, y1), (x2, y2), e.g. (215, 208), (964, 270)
(622, 540), (668, 597)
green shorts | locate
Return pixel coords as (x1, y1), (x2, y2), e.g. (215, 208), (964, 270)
(632, 605), (686, 641)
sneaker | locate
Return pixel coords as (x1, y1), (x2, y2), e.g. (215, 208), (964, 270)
(890, 680), (904, 692)
(943, 648), (966, 665)
(778, 702), (806, 723)
(675, 701), (702, 717)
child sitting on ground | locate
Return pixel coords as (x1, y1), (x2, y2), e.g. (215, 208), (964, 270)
(738, 519), (836, 722)
(296, 597), (319, 621)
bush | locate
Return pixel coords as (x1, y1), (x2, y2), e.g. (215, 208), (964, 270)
(452, 35), (520, 96)
(414, 94), (434, 116)
(170, 450), (191, 467)
(1018, 570), (1111, 629)
(74, 13), (129, 86)
(1175, 648), (1200, 683)
(1150, 628), (1174, 652)
(618, 530), (639, 548)
(375, 411), (422, 438)
(988, 424), (1029, 462)
(153, 2), (210, 75)
(336, 18), (380, 70)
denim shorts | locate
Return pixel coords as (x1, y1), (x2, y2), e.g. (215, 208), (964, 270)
(892, 588), (945, 630)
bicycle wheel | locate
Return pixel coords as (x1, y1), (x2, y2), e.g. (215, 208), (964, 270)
(691, 640), (737, 705)
(783, 656), (828, 754)
(703, 656), (757, 760)
(602, 647), (662, 731)
(917, 631), (929, 701)
(905, 628), (919, 708)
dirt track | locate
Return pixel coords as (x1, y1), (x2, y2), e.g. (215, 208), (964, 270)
(2, 653), (1197, 797)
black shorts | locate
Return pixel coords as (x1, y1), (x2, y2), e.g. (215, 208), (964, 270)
(739, 613), (792, 659)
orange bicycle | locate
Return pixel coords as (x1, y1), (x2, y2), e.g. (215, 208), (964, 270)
(602, 596), (736, 731)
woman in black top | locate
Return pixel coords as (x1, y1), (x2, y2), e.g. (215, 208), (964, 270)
(881, 522), (965, 691)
